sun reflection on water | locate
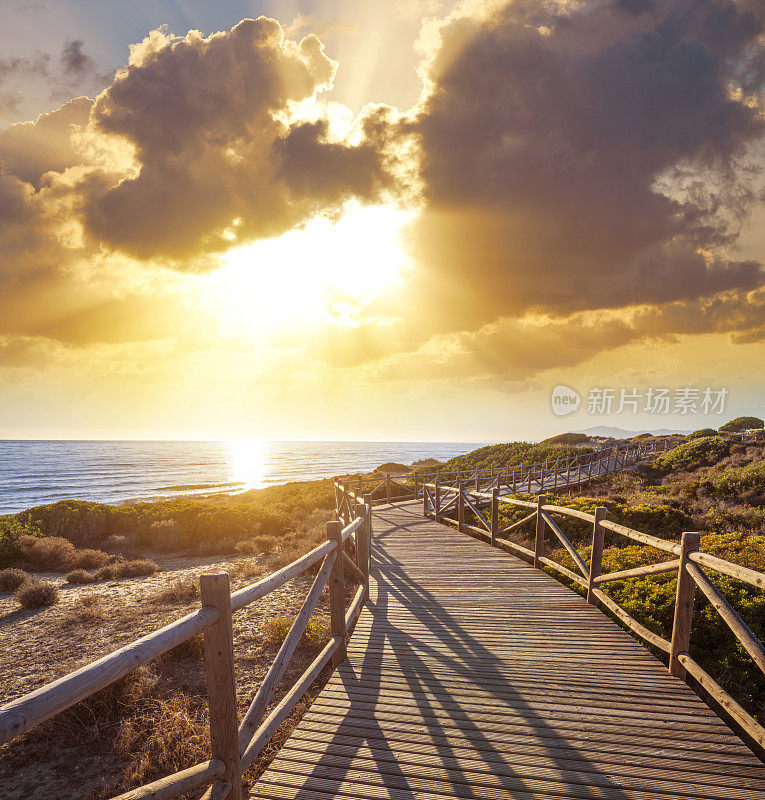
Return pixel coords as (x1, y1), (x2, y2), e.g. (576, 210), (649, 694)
(227, 439), (269, 490)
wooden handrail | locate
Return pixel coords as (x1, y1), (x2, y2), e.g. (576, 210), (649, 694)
(1, 492), (374, 800)
(417, 473), (765, 750)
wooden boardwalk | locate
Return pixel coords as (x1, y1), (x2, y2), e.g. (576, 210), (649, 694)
(257, 501), (765, 799)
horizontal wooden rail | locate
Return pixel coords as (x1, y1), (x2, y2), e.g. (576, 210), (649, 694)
(594, 559), (680, 585)
(2, 494), (374, 800)
(111, 759), (226, 800)
(0, 604), (219, 745)
(417, 464), (765, 751)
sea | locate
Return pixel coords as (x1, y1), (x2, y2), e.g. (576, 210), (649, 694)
(0, 440), (486, 515)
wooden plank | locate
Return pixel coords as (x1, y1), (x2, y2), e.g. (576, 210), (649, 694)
(256, 501), (765, 800)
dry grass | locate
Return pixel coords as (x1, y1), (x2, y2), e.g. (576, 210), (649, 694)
(16, 579), (59, 609)
(112, 695), (209, 790)
(151, 579), (199, 606)
(66, 558), (160, 584)
(61, 594), (107, 628)
(0, 567), (29, 593)
(66, 568), (100, 585)
(17, 535), (112, 572)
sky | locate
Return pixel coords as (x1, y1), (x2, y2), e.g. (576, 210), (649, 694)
(0, 0), (763, 442)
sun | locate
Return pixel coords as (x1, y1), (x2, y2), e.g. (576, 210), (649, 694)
(203, 202), (414, 339)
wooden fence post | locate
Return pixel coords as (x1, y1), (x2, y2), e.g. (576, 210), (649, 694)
(434, 479), (441, 523)
(355, 503), (370, 600)
(414, 473), (419, 499)
(200, 574), (242, 800)
(457, 484), (465, 532)
(534, 494), (546, 568)
(422, 483), (429, 516)
(327, 521), (347, 667)
(363, 493), (372, 565)
(669, 532), (700, 679)
(386, 473), (391, 504)
(587, 507), (607, 605)
(491, 488), (499, 547)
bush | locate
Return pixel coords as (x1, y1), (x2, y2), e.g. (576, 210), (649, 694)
(375, 462), (410, 473)
(66, 568), (100, 585)
(719, 416), (763, 433)
(631, 433), (653, 440)
(0, 567), (29, 593)
(0, 517), (42, 568)
(16, 579), (59, 608)
(95, 559), (158, 580)
(117, 559), (158, 578)
(263, 615), (328, 649)
(443, 440), (594, 472)
(653, 437), (730, 474)
(66, 548), (110, 570)
(18, 535), (74, 570)
(540, 433), (590, 445)
(690, 428), (717, 439)
(707, 461), (765, 497)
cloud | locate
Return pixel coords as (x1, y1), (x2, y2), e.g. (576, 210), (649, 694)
(81, 17), (392, 262)
(398, 0), (764, 337)
(0, 96), (92, 185)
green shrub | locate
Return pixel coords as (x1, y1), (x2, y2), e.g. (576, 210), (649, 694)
(719, 416), (763, 433)
(653, 437), (730, 473)
(443, 441), (593, 472)
(375, 462), (410, 473)
(16, 579), (59, 609)
(631, 433), (653, 440)
(0, 517), (42, 568)
(263, 615), (328, 649)
(707, 461), (765, 497)
(690, 428), (717, 439)
(539, 433), (589, 445)
(0, 567), (29, 592)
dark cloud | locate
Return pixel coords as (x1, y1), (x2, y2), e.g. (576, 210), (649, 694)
(399, 0), (764, 338)
(82, 18), (392, 261)
(61, 39), (96, 77)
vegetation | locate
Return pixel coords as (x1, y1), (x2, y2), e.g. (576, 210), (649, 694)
(690, 428), (717, 439)
(16, 579), (59, 609)
(0, 478), (335, 568)
(441, 440), (593, 472)
(719, 416), (763, 432)
(0, 516), (41, 568)
(539, 432), (589, 445)
(0, 567), (29, 593)
(263, 615), (329, 650)
(375, 462), (410, 473)
(481, 433), (765, 724)
(652, 436), (730, 473)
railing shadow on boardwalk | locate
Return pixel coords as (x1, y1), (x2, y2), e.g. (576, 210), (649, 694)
(301, 502), (637, 799)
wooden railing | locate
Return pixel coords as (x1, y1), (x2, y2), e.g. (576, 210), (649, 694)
(336, 437), (675, 508)
(420, 480), (765, 750)
(0, 500), (372, 800)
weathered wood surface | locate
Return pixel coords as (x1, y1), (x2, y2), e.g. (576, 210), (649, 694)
(257, 501), (765, 799)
